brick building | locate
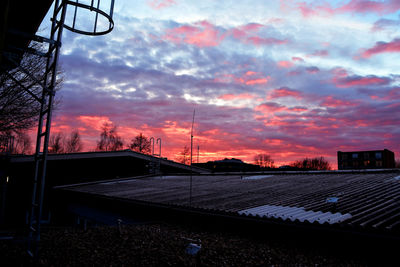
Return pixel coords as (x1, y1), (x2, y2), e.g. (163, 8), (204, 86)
(337, 149), (395, 170)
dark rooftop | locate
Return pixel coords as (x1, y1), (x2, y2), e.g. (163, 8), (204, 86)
(59, 169), (400, 235)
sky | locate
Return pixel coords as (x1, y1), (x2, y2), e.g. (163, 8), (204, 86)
(39, 0), (400, 167)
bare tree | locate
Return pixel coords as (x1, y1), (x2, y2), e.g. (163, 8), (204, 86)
(65, 130), (83, 153)
(49, 132), (65, 154)
(129, 133), (151, 154)
(290, 157), (331, 170)
(0, 134), (14, 153)
(13, 131), (32, 154)
(254, 154), (275, 168)
(177, 145), (190, 165)
(0, 43), (62, 135)
(96, 122), (123, 151)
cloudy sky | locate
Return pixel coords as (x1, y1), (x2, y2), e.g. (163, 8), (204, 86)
(40, 0), (400, 167)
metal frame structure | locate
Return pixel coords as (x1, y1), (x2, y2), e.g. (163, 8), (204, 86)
(0, 0), (115, 257)
(149, 137), (162, 174)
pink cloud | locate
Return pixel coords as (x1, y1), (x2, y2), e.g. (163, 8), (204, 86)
(246, 36), (288, 46)
(292, 56), (304, 62)
(231, 23), (263, 39)
(297, 2), (334, 17)
(365, 87), (400, 101)
(164, 21), (224, 47)
(288, 70), (301, 76)
(289, 106), (308, 112)
(321, 96), (359, 108)
(219, 93), (256, 100)
(360, 38), (400, 58)
(214, 71), (270, 86)
(267, 18), (286, 24)
(245, 71), (257, 76)
(229, 23), (288, 46)
(331, 67), (348, 78)
(292, 0), (400, 17)
(333, 75), (391, 88)
(245, 78), (269, 85)
(277, 60), (294, 68)
(147, 0), (176, 10)
(306, 66), (320, 73)
(337, 0), (400, 15)
(78, 115), (112, 130)
(255, 102), (287, 113)
(308, 50), (329, 57)
(269, 87), (303, 99)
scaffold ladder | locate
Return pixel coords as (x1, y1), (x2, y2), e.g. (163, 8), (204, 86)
(26, 0), (67, 257)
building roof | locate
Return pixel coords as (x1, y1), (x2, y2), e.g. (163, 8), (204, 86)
(8, 150), (210, 174)
(59, 169), (400, 235)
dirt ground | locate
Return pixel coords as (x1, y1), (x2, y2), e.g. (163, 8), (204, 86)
(0, 223), (388, 266)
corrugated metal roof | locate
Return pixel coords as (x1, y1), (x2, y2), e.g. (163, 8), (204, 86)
(61, 170), (400, 233)
(238, 204), (352, 224)
(242, 175), (274, 180)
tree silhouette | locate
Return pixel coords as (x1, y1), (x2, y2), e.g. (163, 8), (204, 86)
(65, 130), (83, 153)
(129, 133), (151, 154)
(0, 43), (62, 135)
(177, 145), (190, 165)
(254, 154), (275, 168)
(13, 131), (32, 154)
(290, 157), (331, 170)
(49, 132), (65, 154)
(96, 122), (123, 151)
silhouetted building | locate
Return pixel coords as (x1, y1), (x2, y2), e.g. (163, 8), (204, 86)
(0, 150), (209, 226)
(337, 149), (395, 170)
(194, 158), (262, 172)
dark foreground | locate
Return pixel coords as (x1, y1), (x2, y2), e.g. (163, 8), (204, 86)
(0, 223), (395, 266)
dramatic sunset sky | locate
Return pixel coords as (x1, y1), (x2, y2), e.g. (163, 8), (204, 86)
(39, 0), (400, 167)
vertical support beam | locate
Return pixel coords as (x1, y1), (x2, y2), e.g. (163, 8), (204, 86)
(189, 109), (195, 206)
(27, 0), (68, 257)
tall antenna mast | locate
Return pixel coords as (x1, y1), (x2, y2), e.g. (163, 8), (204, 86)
(189, 109), (195, 206)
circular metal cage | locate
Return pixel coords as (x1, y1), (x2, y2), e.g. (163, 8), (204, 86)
(63, 0), (115, 36)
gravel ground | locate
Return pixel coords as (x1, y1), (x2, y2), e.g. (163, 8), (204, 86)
(0, 223), (382, 266)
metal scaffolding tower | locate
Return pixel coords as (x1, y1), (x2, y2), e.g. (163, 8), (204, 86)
(0, 0), (116, 257)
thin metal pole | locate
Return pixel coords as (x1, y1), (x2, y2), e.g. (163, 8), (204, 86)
(72, 0), (78, 29)
(156, 138), (161, 157)
(157, 138), (161, 176)
(197, 145), (199, 163)
(189, 109), (195, 206)
(150, 137), (154, 155)
(94, 0), (100, 32)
